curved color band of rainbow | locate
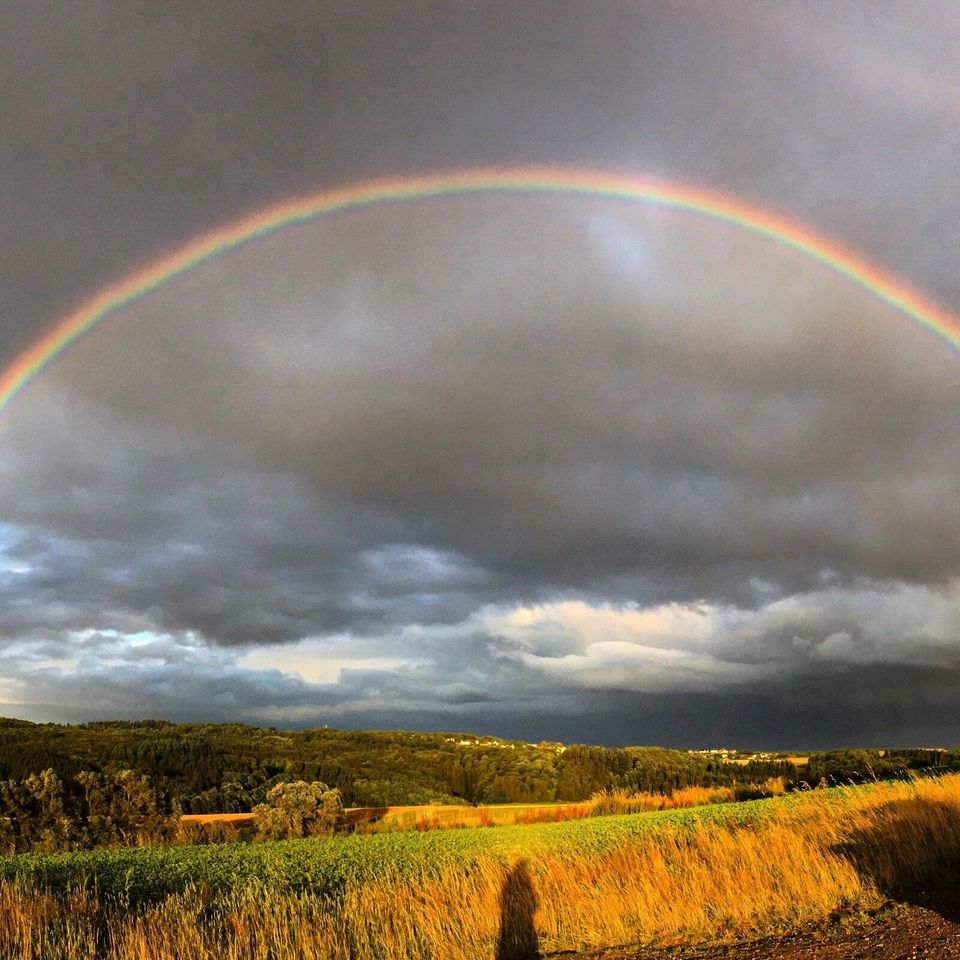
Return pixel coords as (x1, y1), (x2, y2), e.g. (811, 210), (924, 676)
(2, 165), (958, 413)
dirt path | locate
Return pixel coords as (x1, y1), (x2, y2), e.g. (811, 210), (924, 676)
(569, 893), (960, 960)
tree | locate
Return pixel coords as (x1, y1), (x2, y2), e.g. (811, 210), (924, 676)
(75, 769), (177, 847)
(253, 780), (344, 840)
(25, 769), (74, 851)
(0, 769), (74, 852)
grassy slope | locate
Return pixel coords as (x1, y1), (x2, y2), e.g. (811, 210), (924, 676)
(0, 794), (770, 901)
(4, 776), (960, 959)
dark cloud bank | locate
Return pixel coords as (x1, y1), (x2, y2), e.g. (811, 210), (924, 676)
(2, 2), (959, 746)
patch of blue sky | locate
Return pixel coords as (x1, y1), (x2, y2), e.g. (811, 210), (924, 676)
(0, 522), (30, 574)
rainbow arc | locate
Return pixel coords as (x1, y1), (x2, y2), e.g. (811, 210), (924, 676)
(2, 166), (958, 413)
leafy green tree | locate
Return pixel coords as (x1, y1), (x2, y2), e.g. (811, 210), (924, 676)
(75, 769), (177, 847)
(253, 781), (344, 840)
(0, 777), (31, 852)
(24, 769), (74, 851)
(0, 769), (74, 852)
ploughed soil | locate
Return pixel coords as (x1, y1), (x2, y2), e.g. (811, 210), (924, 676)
(568, 892), (960, 960)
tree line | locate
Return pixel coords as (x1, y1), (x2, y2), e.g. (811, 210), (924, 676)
(804, 748), (960, 784)
(0, 766), (346, 854)
(0, 718), (952, 819)
(0, 768), (176, 854)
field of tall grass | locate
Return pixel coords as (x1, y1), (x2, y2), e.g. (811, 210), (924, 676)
(2, 773), (959, 959)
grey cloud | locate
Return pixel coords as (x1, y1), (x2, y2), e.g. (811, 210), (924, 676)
(8, 200), (958, 607)
(6, 1), (960, 356)
(1, 201), (958, 672)
(4, 581), (960, 746)
(3, 1), (960, 744)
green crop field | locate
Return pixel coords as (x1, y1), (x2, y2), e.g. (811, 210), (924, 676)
(0, 793), (788, 904)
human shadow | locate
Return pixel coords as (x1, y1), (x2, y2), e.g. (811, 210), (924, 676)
(835, 796), (960, 923)
(495, 860), (541, 960)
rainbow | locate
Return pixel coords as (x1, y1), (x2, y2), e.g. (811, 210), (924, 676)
(2, 166), (958, 413)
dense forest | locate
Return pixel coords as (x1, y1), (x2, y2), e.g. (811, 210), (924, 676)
(0, 718), (953, 813)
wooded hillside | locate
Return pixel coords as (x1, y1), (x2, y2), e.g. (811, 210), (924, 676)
(0, 718), (950, 812)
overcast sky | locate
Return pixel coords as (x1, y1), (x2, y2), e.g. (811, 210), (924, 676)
(2, 1), (960, 747)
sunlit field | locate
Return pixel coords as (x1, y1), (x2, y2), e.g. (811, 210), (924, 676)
(3, 773), (960, 959)
(181, 801), (594, 835)
(177, 784), (763, 838)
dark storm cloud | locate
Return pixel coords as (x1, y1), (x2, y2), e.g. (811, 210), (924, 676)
(3, 1), (960, 743)
(5, 1), (960, 354)
(0, 193), (958, 748)
(9, 199), (955, 603)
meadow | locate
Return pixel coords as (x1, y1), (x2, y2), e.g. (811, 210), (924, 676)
(2, 773), (960, 959)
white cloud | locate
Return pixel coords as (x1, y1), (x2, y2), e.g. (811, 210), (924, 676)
(589, 211), (651, 279)
(478, 582), (960, 687)
(238, 639), (414, 684)
(0, 577), (957, 734)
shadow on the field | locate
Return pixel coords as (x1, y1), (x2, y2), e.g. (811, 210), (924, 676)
(496, 860), (541, 960)
(836, 797), (960, 923)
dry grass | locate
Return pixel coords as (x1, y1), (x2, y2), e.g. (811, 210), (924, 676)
(367, 802), (595, 832)
(4, 773), (960, 959)
(591, 785), (736, 815)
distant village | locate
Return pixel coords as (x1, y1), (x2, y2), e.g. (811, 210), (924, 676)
(443, 736), (567, 754)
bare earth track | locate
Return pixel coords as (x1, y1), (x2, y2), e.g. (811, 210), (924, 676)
(575, 894), (960, 960)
